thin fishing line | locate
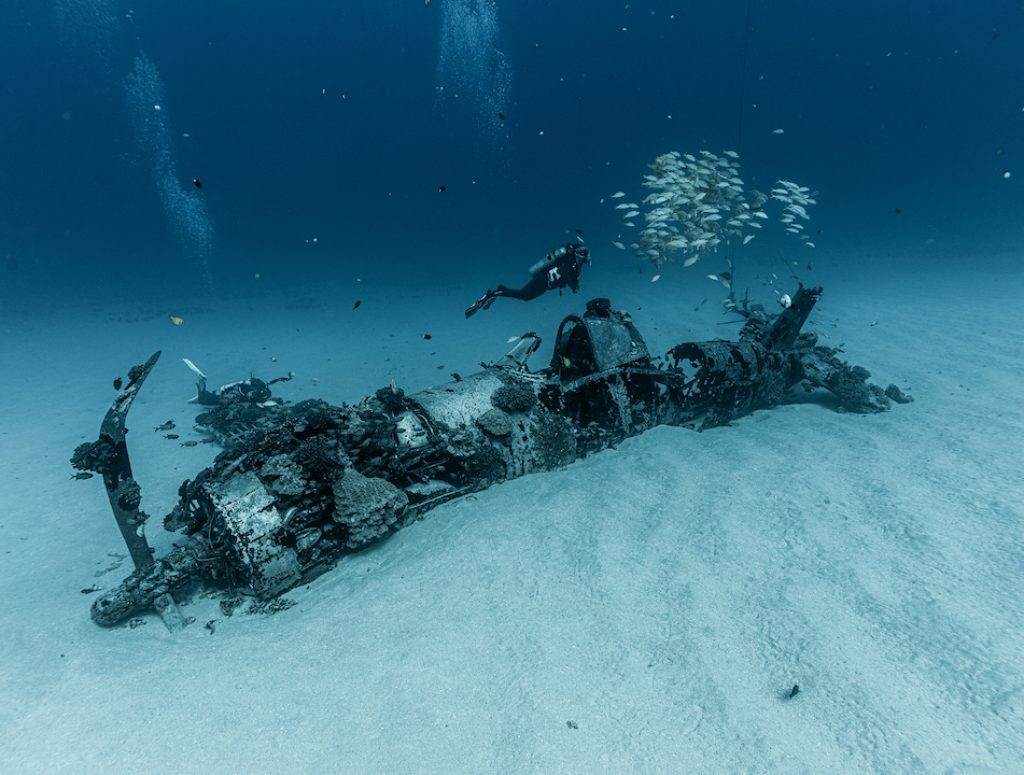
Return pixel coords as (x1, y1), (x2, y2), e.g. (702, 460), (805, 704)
(736, 0), (754, 152)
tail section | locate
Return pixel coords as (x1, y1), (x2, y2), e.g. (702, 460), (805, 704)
(764, 285), (821, 351)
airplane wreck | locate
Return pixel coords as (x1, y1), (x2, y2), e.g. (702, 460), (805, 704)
(71, 287), (911, 630)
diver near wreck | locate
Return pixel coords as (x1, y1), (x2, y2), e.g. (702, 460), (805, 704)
(183, 357), (293, 406)
(73, 286), (911, 630)
(465, 242), (591, 318)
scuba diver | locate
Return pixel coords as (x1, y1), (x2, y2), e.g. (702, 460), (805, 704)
(183, 358), (293, 406)
(465, 242), (591, 318)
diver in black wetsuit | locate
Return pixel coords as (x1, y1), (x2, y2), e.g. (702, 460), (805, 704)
(465, 243), (591, 318)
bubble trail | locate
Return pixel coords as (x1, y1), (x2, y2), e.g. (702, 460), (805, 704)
(124, 54), (215, 287)
(435, 0), (512, 146)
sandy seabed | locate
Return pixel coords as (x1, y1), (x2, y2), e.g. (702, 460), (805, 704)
(1, 257), (1022, 774)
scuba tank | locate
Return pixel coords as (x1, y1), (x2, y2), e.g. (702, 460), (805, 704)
(528, 246), (569, 277)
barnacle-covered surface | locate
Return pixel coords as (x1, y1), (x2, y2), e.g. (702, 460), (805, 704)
(83, 290), (908, 627)
(490, 382), (537, 413)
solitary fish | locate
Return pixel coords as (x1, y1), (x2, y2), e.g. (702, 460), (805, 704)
(168, 315), (185, 326)
(611, 241), (625, 250)
(610, 191), (626, 198)
(651, 274), (661, 283)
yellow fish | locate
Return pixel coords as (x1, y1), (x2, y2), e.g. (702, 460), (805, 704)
(168, 315), (185, 326)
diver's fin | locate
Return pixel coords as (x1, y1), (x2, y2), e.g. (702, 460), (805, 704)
(496, 332), (541, 369)
(183, 357), (209, 402)
(182, 358), (208, 380)
(465, 292), (492, 318)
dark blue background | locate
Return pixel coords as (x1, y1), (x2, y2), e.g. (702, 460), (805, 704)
(1, 1), (1021, 296)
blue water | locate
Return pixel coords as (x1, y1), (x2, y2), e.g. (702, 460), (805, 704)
(2, 0), (1021, 299)
(4, 5), (1024, 771)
